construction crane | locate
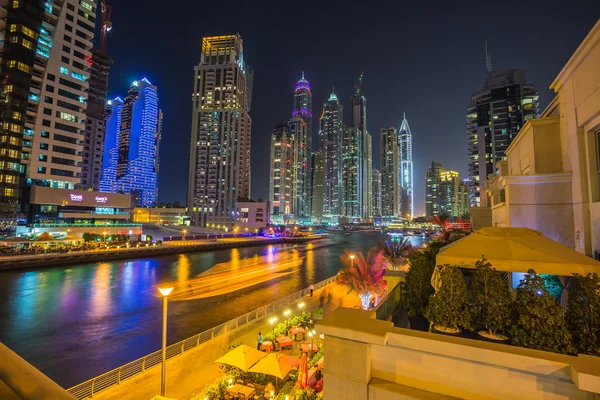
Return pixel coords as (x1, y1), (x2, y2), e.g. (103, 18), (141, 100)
(354, 72), (364, 95)
(100, 0), (112, 53)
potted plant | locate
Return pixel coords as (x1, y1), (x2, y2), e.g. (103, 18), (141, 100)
(426, 265), (471, 333)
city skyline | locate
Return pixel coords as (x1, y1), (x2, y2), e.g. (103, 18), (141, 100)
(106, 1), (600, 216)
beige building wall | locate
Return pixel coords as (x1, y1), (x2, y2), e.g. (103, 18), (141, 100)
(319, 308), (600, 400)
(482, 19), (600, 257)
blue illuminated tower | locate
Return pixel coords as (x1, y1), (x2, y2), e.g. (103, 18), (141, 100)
(398, 113), (413, 218)
(100, 79), (162, 207)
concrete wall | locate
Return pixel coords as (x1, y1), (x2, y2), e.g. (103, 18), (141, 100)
(318, 308), (600, 400)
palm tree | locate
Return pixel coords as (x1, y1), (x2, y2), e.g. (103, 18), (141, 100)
(337, 249), (387, 310)
(458, 211), (471, 224)
(378, 237), (414, 271)
(431, 212), (451, 239)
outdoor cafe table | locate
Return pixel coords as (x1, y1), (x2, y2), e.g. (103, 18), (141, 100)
(260, 341), (274, 352)
(300, 343), (319, 353)
(226, 383), (243, 398)
(276, 335), (294, 348)
(237, 385), (256, 399)
(289, 326), (306, 335)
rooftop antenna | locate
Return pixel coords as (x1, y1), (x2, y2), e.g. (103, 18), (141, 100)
(485, 40), (492, 72)
(100, 0), (112, 53)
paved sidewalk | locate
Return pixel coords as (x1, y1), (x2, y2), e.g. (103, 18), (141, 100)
(92, 283), (360, 400)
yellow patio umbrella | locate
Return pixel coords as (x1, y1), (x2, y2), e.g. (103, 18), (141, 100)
(214, 344), (267, 372)
(435, 227), (600, 275)
(248, 352), (300, 379)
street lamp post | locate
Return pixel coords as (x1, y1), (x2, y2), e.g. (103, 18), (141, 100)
(308, 329), (317, 358)
(284, 309), (291, 329)
(349, 254), (355, 267)
(182, 229), (187, 241)
(158, 287), (173, 397)
(269, 317), (277, 335)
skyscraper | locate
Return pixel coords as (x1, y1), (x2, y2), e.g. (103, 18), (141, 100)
(293, 72), (312, 141)
(342, 126), (362, 218)
(269, 124), (293, 222)
(380, 128), (399, 218)
(80, 49), (112, 190)
(311, 151), (324, 220)
(467, 68), (539, 207)
(188, 34), (253, 228)
(0, 0), (45, 224)
(398, 114), (413, 219)
(342, 75), (372, 219)
(371, 169), (382, 218)
(100, 78), (162, 207)
(321, 90), (343, 218)
(0, 0), (99, 234)
(289, 114), (310, 219)
(425, 161), (468, 218)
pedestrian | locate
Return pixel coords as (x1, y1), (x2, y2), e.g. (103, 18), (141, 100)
(319, 291), (325, 308)
(257, 331), (263, 351)
(309, 284), (314, 297)
(327, 291), (332, 304)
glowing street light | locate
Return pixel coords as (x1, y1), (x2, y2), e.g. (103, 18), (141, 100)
(269, 317), (277, 335)
(298, 302), (305, 310)
(349, 254), (355, 267)
(182, 229), (187, 241)
(103, 231), (107, 242)
(308, 329), (317, 358)
(157, 286), (173, 396)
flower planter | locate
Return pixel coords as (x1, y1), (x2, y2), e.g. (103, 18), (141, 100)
(477, 330), (509, 342)
(433, 325), (462, 335)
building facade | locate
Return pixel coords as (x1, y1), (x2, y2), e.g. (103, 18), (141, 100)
(311, 151), (324, 220)
(289, 114), (310, 220)
(321, 91), (343, 218)
(100, 78), (162, 207)
(426, 161), (468, 218)
(380, 128), (399, 218)
(467, 68), (539, 207)
(398, 114), (413, 218)
(187, 34), (253, 229)
(234, 201), (269, 233)
(269, 124), (293, 223)
(480, 19), (600, 257)
(371, 168), (382, 218)
(80, 49), (111, 190)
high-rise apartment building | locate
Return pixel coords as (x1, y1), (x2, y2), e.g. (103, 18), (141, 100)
(425, 161), (468, 218)
(0, 0), (46, 225)
(398, 114), (413, 218)
(342, 75), (372, 219)
(311, 151), (324, 220)
(371, 169), (381, 218)
(269, 124), (293, 222)
(466, 68), (539, 207)
(100, 78), (162, 207)
(289, 114), (310, 219)
(0, 0), (99, 234)
(188, 34), (253, 228)
(321, 91), (343, 218)
(380, 128), (399, 218)
(80, 49), (111, 190)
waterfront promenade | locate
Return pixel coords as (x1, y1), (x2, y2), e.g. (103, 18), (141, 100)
(0, 236), (321, 271)
(87, 283), (360, 400)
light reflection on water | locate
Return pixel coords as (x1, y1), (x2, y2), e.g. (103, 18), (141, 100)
(0, 232), (427, 387)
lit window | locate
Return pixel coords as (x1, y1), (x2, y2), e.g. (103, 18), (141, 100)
(10, 36), (18, 43)
(22, 39), (33, 50)
(80, 0), (93, 11)
(21, 26), (35, 39)
(10, 25), (16, 33)
(71, 71), (88, 81)
(59, 111), (77, 122)
(13, 0), (19, 7)
(7, 60), (16, 68)
(60, 66), (69, 75)
(17, 62), (31, 73)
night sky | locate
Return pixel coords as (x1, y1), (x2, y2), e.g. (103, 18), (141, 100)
(106, 1), (600, 216)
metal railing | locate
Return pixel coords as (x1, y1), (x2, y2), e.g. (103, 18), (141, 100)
(375, 281), (403, 321)
(67, 276), (337, 399)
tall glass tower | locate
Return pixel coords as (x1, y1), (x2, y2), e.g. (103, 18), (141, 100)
(188, 34), (253, 228)
(291, 73), (312, 219)
(100, 78), (162, 207)
(399, 114), (413, 219)
(321, 90), (343, 217)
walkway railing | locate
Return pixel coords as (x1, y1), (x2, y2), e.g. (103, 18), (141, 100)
(67, 276), (337, 399)
(374, 281), (403, 321)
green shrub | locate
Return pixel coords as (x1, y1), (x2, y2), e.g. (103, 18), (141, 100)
(274, 380), (296, 400)
(470, 258), (512, 336)
(191, 375), (232, 400)
(295, 388), (318, 400)
(308, 349), (324, 370)
(541, 274), (564, 300)
(566, 273), (600, 356)
(403, 250), (435, 316)
(510, 270), (575, 354)
(426, 265), (472, 331)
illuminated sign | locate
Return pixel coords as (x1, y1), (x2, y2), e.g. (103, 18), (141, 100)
(95, 196), (108, 203)
(70, 194), (83, 202)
